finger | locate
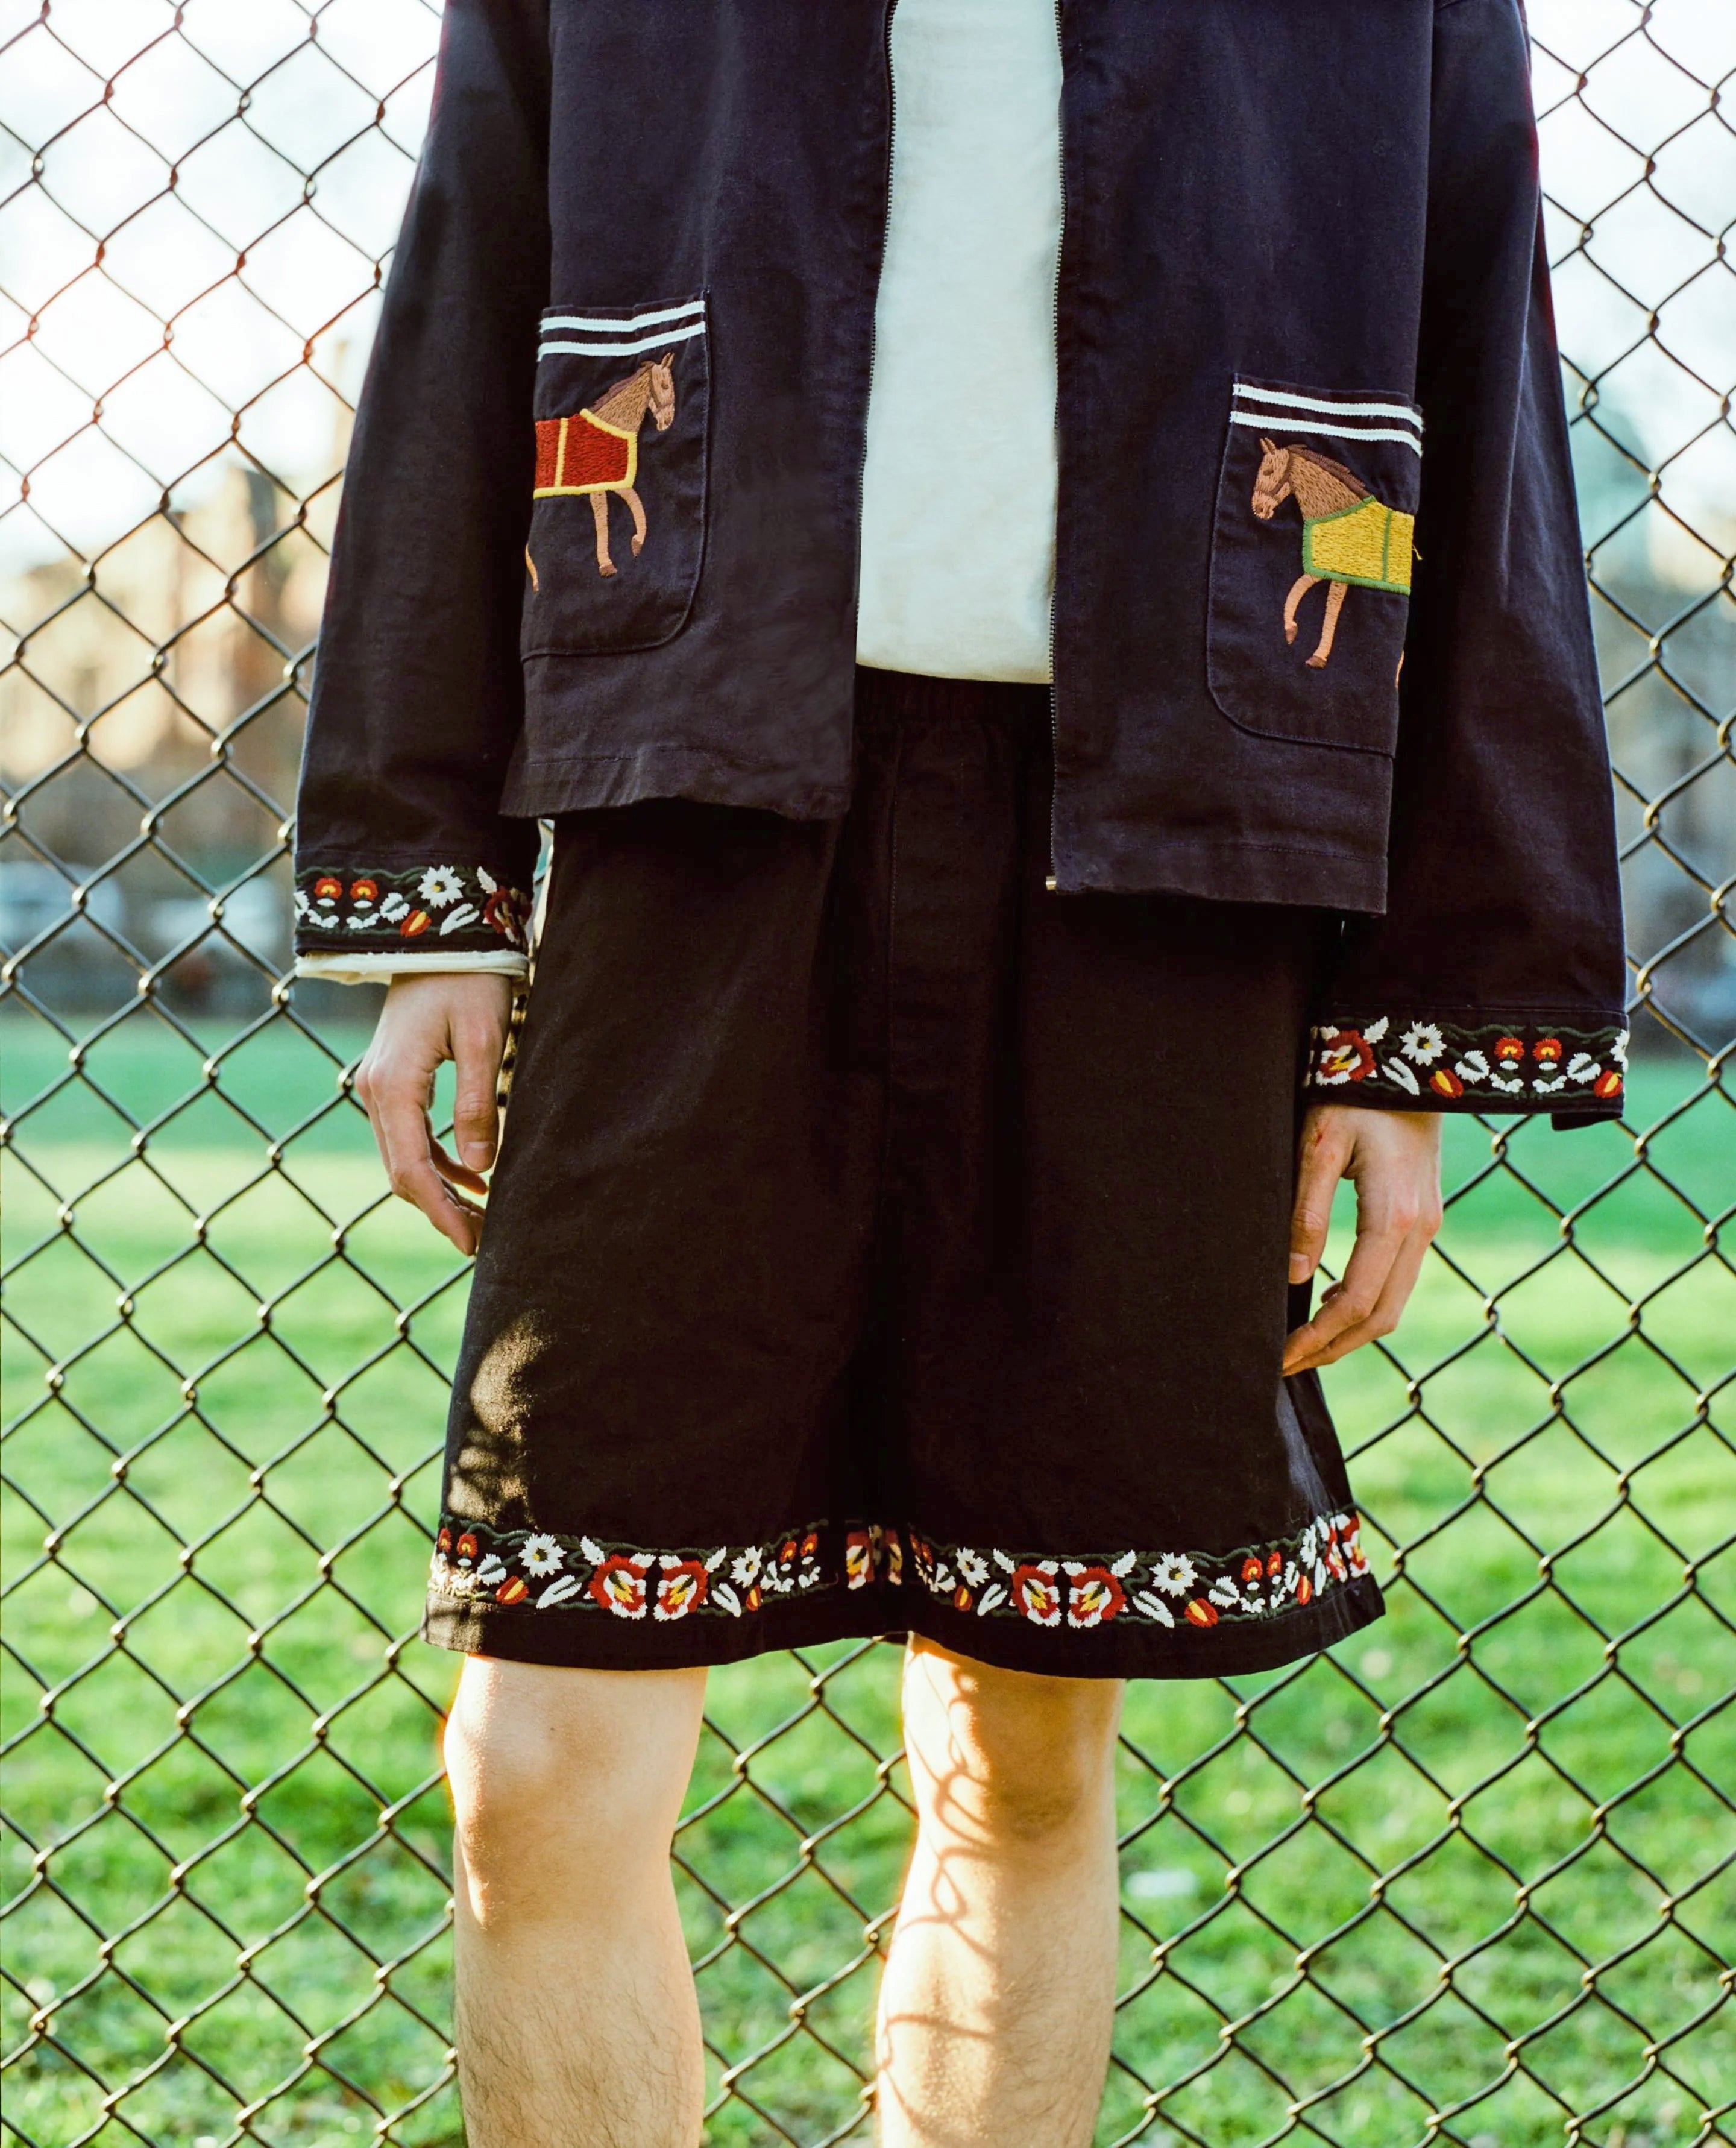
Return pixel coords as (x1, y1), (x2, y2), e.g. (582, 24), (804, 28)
(451, 1018), (505, 1173)
(1289, 1116), (1350, 1282)
(374, 1077), (480, 1253)
(1291, 1220), (1433, 1370)
(427, 1130), (491, 1196)
(1282, 1203), (1410, 1373)
(354, 1054), (394, 1180)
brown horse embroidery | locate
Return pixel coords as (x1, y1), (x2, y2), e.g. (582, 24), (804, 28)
(532, 351), (676, 578)
(1250, 438), (1415, 670)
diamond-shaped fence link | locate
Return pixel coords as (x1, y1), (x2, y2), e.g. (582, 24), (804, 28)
(1, 1), (1731, 2142)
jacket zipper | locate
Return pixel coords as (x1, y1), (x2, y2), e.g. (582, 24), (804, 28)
(856, 0), (900, 613)
(1045, 0), (1066, 892)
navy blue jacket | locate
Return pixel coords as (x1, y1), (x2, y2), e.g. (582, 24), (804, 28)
(294, 0), (1629, 1122)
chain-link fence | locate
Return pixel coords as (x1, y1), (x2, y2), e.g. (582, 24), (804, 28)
(2, 1), (1731, 2143)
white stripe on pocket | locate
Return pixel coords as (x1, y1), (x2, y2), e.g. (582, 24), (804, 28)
(538, 321), (709, 361)
(1228, 411), (1423, 456)
(541, 301), (706, 333)
(1232, 384), (1421, 432)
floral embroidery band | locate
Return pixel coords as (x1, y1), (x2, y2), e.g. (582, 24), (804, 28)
(1306, 1016), (1627, 1109)
(427, 1510), (1371, 1633)
(294, 865), (532, 958)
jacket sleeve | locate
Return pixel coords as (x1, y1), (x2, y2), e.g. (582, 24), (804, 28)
(292, 0), (550, 982)
(1304, 0), (1628, 1127)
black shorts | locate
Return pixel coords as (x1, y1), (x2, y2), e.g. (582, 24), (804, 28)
(423, 670), (1385, 1677)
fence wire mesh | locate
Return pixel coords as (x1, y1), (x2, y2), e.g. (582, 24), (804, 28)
(1, 1), (1732, 2143)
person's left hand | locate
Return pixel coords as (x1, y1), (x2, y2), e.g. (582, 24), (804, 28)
(1283, 1105), (1443, 1375)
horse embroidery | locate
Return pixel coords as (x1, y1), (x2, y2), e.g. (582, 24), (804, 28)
(1249, 439), (1415, 670)
(533, 351), (676, 578)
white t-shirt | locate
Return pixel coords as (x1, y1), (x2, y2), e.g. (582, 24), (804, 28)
(855, 0), (1063, 684)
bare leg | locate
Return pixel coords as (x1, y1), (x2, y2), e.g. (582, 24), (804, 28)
(875, 1639), (1124, 2148)
(591, 491), (617, 576)
(1283, 572), (1318, 646)
(620, 483), (648, 556)
(445, 1657), (709, 2147)
(1308, 577), (1348, 667)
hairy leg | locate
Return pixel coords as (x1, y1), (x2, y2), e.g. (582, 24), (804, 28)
(445, 1656), (709, 2148)
(876, 1639), (1124, 2148)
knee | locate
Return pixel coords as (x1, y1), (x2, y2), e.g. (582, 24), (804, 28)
(904, 1642), (1122, 1847)
(444, 1658), (704, 1912)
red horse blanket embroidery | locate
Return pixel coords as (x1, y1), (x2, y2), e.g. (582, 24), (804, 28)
(534, 409), (638, 496)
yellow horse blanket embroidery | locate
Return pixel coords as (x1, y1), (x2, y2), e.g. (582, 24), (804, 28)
(1300, 496), (1414, 595)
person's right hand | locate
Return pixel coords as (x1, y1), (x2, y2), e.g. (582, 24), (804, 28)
(353, 972), (517, 1255)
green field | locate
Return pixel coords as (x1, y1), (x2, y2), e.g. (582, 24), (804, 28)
(3, 1008), (1732, 2147)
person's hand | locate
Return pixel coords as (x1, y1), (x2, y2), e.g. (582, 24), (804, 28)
(353, 972), (517, 1255)
(1283, 1104), (1443, 1374)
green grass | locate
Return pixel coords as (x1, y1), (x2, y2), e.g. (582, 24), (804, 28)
(3, 1006), (1732, 2148)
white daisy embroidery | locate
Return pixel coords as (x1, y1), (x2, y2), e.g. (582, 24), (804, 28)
(520, 1534), (564, 1577)
(1400, 1022), (1445, 1063)
(956, 1547), (990, 1587)
(1150, 1552), (1197, 1597)
(417, 866), (464, 909)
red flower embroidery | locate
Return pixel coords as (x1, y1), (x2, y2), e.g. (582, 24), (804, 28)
(953, 1583), (973, 1611)
(455, 1532), (477, 1564)
(1241, 1557), (1263, 1585)
(400, 909), (431, 939)
(653, 1557), (708, 1620)
(1011, 1561), (1063, 1627)
(494, 1575), (528, 1605)
(436, 1526), (453, 1555)
(1532, 1036), (1562, 1066)
(1065, 1566), (1126, 1628)
(483, 886), (525, 942)
(1184, 1599), (1219, 1628)
(800, 1529), (820, 1561)
(778, 1537), (800, 1566)
(313, 874), (344, 902)
(1428, 1068), (1465, 1098)
(1296, 1574), (1313, 1605)
(1494, 1036), (1526, 1063)
(1266, 1551), (1283, 1578)
(1316, 1030), (1375, 1083)
(1594, 1069), (1623, 1098)
(845, 1529), (874, 1589)
(590, 1553), (653, 1619)
(349, 877), (379, 904)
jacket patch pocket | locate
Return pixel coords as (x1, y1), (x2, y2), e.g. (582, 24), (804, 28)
(521, 295), (709, 655)
(1206, 376), (1421, 754)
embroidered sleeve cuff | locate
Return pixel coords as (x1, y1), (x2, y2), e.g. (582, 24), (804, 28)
(294, 863), (533, 965)
(1304, 1015), (1628, 1113)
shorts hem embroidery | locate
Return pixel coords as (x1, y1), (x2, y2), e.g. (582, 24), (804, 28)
(426, 1510), (1372, 1634)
